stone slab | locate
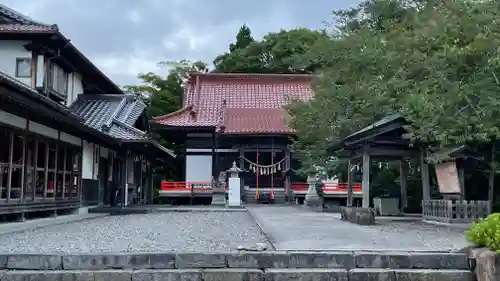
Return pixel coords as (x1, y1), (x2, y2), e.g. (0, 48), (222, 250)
(227, 252), (290, 268)
(62, 253), (176, 270)
(0, 255), (7, 269)
(354, 252), (411, 269)
(349, 268), (396, 281)
(288, 252), (355, 269)
(6, 254), (62, 270)
(2, 270), (94, 281)
(394, 269), (473, 281)
(132, 269), (202, 281)
(264, 268), (348, 281)
(202, 268), (263, 281)
(175, 253), (227, 268)
(408, 252), (469, 270)
(94, 270), (133, 281)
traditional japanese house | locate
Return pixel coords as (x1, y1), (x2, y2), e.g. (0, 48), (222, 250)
(153, 73), (361, 204)
(0, 4), (174, 219)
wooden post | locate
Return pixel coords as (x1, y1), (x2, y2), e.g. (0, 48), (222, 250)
(347, 159), (353, 207)
(362, 146), (370, 208)
(488, 145), (495, 212)
(420, 149), (431, 201)
(458, 163), (465, 201)
(123, 150), (128, 207)
(43, 142), (49, 199)
(399, 159), (408, 212)
(6, 130), (14, 202)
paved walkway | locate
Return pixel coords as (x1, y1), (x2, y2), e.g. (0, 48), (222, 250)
(247, 206), (469, 251)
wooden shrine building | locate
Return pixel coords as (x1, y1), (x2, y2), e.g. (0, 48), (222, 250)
(330, 114), (491, 223)
(153, 73), (362, 204)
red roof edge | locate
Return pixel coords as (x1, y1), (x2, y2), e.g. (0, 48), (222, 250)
(152, 104), (194, 121)
(186, 72), (313, 85)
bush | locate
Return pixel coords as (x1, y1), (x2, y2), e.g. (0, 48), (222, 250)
(466, 213), (500, 252)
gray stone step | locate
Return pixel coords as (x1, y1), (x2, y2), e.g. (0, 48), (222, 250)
(0, 268), (474, 281)
(244, 189), (286, 204)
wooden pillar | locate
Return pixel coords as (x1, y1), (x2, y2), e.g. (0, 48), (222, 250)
(420, 149), (431, 201)
(362, 146), (370, 208)
(6, 130), (13, 202)
(347, 159), (353, 207)
(458, 162), (465, 200)
(285, 148), (291, 204)
(212, 131), (217, 180)
(400, 159), (408, 211)
(123, 150), (128, 207)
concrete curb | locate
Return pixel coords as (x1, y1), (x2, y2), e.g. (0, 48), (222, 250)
(0, 213), (108, 236)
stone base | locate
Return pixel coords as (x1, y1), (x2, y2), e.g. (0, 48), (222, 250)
(465, 247), (500, 281)
(340, 206), (376, 225)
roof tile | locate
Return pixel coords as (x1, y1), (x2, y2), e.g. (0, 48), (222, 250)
(154, 73), (313, 134)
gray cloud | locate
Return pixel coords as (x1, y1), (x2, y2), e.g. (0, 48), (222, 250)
(3, 0), (360, 86)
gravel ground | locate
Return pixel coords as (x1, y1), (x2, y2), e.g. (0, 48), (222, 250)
(0, 212), (271, 253)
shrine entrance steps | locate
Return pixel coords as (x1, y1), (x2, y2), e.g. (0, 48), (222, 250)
(243, 188), (287, 204)
(1, 251), (474, 281)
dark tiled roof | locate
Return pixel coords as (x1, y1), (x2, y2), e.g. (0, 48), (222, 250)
(0, 4), (56, 33)
(154, 73), (313, 134)
(0, 70), (80, 119)
(70, 94), (148, 140)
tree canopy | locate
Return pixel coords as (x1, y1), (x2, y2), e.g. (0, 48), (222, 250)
(213, 25), (329, 74)
(288, 0), (500, 170)
(124, 60), (208, 118)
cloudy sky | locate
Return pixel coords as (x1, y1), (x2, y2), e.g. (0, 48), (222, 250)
(4, 0), (359, 86)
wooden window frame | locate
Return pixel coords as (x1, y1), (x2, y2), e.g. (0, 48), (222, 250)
(15, 58), (31, 78)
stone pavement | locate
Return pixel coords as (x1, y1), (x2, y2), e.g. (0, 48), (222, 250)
(247, 206), (469, 251)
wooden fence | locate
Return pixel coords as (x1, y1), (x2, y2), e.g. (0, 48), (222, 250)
(422, 199), (490, 223)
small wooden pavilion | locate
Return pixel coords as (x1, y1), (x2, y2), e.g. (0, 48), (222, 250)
(329, 115), (491, 223)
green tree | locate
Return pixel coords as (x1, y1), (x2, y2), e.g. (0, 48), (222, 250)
(124, 60), (208, 118)
(289, 0), (500, 170)
(213, 28), (328, 74)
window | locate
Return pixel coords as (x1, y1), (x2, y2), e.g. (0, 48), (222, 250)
(47, 61), (68, 96)
(15, 58), (31, 78)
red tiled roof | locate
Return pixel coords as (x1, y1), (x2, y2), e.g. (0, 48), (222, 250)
(221, 108), (294, 134)
(154, 73), (313, 134)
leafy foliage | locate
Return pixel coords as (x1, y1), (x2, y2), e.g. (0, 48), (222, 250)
(288, 0), (500, 171)
(213, 26), (329, 74)
(466, 213), (500, 252)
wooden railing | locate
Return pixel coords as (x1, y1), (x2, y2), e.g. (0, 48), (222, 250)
(290, 182), (362, 193)
(422, 199), (490, 223)
(160, 181), (213, 193)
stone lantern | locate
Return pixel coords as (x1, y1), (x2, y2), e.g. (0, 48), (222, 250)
(305, 168), (323, 210)
(227, 161), (242, 207)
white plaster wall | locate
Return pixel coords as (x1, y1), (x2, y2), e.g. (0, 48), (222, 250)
(66, 72), (84, 106)
(185, 155), (212, 183)
(82, 141), (94, 180)
(0, 40), (32, 85)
